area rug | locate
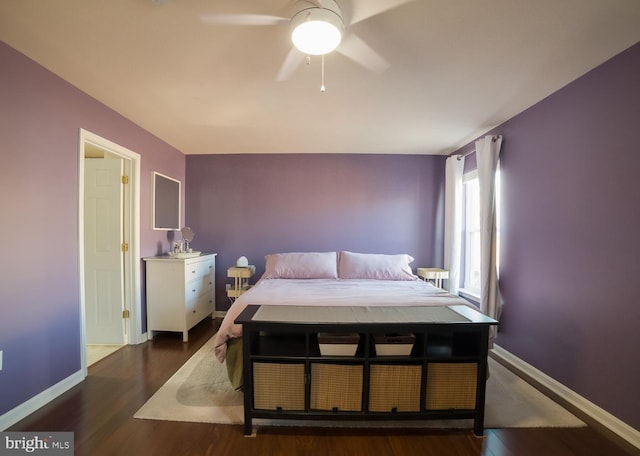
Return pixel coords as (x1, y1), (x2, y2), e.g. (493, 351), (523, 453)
(134, 335), (585, 429)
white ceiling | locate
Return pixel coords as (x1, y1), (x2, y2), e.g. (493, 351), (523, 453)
(1, 0), (639, 155)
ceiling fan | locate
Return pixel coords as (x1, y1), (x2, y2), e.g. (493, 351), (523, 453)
(200, 0), (415, 82)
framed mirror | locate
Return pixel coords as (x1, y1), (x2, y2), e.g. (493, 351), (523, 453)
(153, 172), (181, 230)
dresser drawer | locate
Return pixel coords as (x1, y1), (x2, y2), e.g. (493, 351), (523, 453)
(185, 275), (214, 301)
(186, 292), (213, 328)
(184, 258), (214, 281)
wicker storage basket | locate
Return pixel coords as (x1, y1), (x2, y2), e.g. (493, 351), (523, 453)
(368, 364), (422, 412)
(317, 332), (360, 356)
(425, 363), (477, 410)
(310, 363), (363, 411)
(373, 333), (415, 356)
(253, 362), (305, 411)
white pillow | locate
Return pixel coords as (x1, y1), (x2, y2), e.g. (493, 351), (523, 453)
(338, 251), (417, 280)
(263, 252), (338, 279)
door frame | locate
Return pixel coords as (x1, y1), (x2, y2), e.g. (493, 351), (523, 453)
(78, 129), (142, 376)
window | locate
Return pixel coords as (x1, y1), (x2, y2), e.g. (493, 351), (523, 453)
(461, 167), (500, 299)
(462, 172), (481, 297)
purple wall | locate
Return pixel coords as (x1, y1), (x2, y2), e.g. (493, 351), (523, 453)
(0, 41), (185, 417)
(185, 154), (446, 310)
(455, 42), (640, 430)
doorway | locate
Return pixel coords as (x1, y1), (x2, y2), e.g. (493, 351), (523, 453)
(79, 129), (142, 375)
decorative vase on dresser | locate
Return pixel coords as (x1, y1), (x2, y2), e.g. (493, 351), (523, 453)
(144, 253), (217, 342)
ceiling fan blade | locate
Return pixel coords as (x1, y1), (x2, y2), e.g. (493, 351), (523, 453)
(276, 48), (307, 81)
(336, 33), (390, 73)
(200, 14), (289, 26)
(348, 0), (415, 25)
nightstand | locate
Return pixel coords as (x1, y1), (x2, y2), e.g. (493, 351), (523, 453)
(417, 267), (449, 289)
(227, 265), (256, 300)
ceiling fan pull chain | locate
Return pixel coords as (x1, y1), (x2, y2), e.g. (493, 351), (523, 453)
(320, 54), (326, 92)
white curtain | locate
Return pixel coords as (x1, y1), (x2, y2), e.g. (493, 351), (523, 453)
(476, 135), (503, 324)
(444, 155), (465, 294)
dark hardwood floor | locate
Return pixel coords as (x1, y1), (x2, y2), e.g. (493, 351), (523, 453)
(9, 319), (637, 456)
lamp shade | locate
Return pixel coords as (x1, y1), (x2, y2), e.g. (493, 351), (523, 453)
(290, 7), (343, 55)
(236, 256), (249, 267)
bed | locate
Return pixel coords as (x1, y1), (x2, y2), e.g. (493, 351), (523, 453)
(214, 251), (483, 388)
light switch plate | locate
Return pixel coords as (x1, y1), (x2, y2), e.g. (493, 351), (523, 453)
(0, 350), (3, 371)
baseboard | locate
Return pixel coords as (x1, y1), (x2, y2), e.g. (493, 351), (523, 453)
(0, 369), (85, 431)
(214, 310), (227, 319)
(491, 344), (640, 452)
(135, 332), (148, 345)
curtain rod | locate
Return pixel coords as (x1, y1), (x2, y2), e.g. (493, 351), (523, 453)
(456, 149), (475, 160)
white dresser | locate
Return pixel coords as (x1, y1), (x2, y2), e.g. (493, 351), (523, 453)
(144, 253), (217, 341)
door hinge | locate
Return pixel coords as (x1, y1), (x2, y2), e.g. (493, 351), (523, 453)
(121, 243), (129, 252)
(122, 175), (129, 184)
(122, 309), (130, 319)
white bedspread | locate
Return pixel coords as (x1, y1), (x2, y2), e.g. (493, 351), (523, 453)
(214, 278), (473, 362)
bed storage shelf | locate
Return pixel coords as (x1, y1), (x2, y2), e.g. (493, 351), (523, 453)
(252, 332), (308, 358)
(236, 304), (497, 436)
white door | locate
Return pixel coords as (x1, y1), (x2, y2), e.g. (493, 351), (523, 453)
(84, 158), (125, 344)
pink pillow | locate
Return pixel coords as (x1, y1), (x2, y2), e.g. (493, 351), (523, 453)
(338, 251), (417, 280)
(263, 252), (338, 279)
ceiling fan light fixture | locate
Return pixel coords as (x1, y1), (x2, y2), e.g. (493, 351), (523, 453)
(290, 7), (343, 56)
